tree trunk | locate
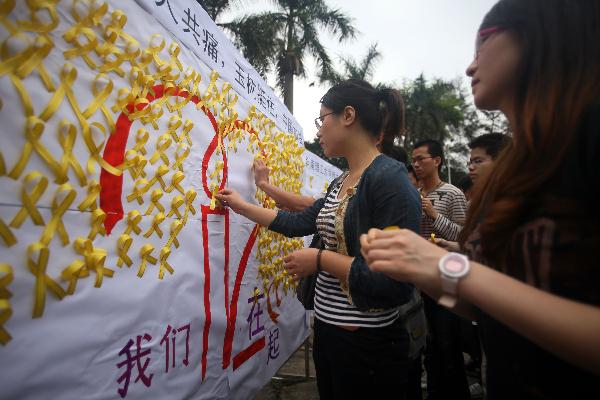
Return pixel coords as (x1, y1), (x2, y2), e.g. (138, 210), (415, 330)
(284, 69), (294, 113)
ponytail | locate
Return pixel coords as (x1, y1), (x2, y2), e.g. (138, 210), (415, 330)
(320, 79), (404, 155)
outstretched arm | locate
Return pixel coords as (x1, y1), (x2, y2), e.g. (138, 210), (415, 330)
(253, 160), (316, 211)
(361, 228), (600, 374)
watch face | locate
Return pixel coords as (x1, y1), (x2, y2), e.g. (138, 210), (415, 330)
(440, 253), (469, 278)
(446, 259), (464, 273)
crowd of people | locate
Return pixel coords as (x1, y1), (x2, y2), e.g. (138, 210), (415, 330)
(217, 0), (600, 399)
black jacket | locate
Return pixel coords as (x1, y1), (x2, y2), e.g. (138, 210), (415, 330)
(270, 154), (421, 310)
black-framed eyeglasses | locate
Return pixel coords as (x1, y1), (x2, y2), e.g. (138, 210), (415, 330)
(411, 156), (433, 165)
(314, 111), (335, 129)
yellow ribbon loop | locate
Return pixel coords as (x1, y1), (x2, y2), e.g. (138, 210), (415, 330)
(133, 128), (149, 155)
(167, 220), (183, 249)
(166, 171), (185, 195)
(73, 238), (112, 289)
(57, 120), (87, 186)
(87, 73), (115, 130)
(149, 133), (172, 166)
(28, 242), (66, 318)
(10, 171), (48, 228)
(78, 179), (100, 211)
(61, 258), (87, 295)
(63, 23), (99, 70)
(144, 212), (165, 239)
(167, 115), (182, 142)
(166, 195), (184, 219)
(0, 263), (13, 345)
(184, 189), (197, 218)
(209, 160), (224, 180)
(138, 243), (157, 278)
(182, 119), (194, 146)
(9, 116), (61, 180)
(209, 183), (219, 211)
(152, 165), (170, 191)
(38, 63), (76, 122)
(124, 150), (147, 180)
(127, 178), (149, 205)
(144, 189), (165, 215)
(88, 208), (107, 241)
(116, 234), (133, 268)
(172, 142), (189, 172)
(158, 247), (173, 280)
(17, 0), (59, 32)
(123, 210), (142, 236)
(39, 183), (76, 247)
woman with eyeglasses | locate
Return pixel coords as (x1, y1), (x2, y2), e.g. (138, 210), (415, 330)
(361, 1), (600, 398)
(217, 79), (421, 399)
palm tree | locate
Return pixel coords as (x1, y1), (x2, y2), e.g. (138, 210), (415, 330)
(400, 74), (465, 149)
(321, 43), (382, 85)
(222, 0), (356, 113)
(195, 0), (235, 22)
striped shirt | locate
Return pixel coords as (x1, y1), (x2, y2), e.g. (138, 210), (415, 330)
(314, 177), (401, 327)
(420, 182), (467, 241)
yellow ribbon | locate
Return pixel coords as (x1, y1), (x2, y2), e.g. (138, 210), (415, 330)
(116, 234), (133, 268)
(144, 189), (165, 215)
(167, 220), (183, 249)
(143, 212), (165, 239)
(150, 165), (170, 191)
(57, 120), (87, 186)
(124, 150), (148, 180)
(149, 133), (172, 166)
(0, 263), (13, 345)
(166, 171), (185, 195)
(72, 238), (113, 289)
(133, 128), (149, 155)
(158, 247), (173, 280)
(88, 208), (107, 241)
(166, 195), (184, 219)
(9, 116), (61, 180)
(39, 183), (76, 247)
(123, 210), (142, 236)
(172, 142), (189, 172)
(10, 171), (48, 228)
(78, 179), (100, 211)
(184, 189), (197, 218)
(87, 73), (115, 130)
(127, 178), (149, 205)
(138, 243), (157, 278)
(28, 242), (66, 318)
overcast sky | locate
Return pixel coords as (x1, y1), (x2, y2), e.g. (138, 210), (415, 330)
(226, 0), (499, 142)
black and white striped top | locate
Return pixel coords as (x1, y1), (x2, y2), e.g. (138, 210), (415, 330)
(420, 182), (467, 241)
(314, 178), (401, 328)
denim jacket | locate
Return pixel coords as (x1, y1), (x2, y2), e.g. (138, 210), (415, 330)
(269, 154), (421, 311)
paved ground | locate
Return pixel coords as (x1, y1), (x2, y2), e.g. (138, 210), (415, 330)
(254, 338), (318, 400)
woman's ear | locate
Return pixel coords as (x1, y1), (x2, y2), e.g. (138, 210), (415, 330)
(342, 106), (356, 127)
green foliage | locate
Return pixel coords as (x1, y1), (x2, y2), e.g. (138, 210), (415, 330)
(219, 0), (357, 111)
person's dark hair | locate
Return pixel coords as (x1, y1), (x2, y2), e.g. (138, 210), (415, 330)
(320, 79), (405, 154)
(468, 133), (512, 160)
(460, 0), (600, 263)
(387, 145), (408, 165)
(413, 139), (444, 171)
(456, 175), (473, 194)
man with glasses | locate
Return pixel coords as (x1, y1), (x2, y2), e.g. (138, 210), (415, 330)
(411, 139), (470, 400)
(468, 133), (512, 185)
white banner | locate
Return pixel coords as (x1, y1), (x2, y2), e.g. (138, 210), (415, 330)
(0, 1), (340, 399)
